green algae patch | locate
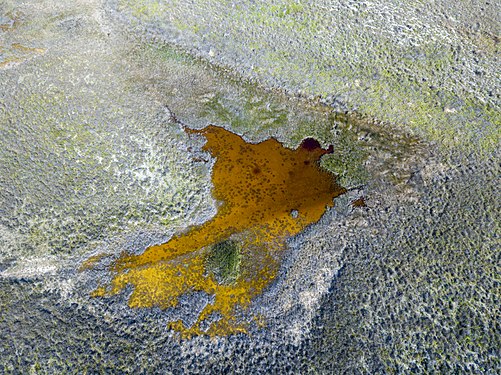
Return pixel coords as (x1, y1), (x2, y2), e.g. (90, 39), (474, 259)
(205, 239), (242, 285)
(320, 126), (369, 188)
(90, 125), (346, 337)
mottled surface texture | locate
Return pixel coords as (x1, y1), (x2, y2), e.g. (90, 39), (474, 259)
(111, 0), (500, 151)
(0, 0), (499, 373)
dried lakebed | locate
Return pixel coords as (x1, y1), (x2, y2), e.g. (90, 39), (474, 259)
(1, 0), (498, 373)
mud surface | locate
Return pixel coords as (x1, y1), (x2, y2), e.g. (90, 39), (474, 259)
(0, 0), (499, 373)
(109, 0), (500, 151)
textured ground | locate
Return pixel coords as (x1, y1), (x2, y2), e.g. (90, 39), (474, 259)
(0, 0), (499, 373)
(111, 0), (500, 151)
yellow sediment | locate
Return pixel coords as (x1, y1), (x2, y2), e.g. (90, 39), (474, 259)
(11, 43), (45, 54)
(79, 253), (111, 272)
(90, 125), (346, 336)
(0, 43), (45, 69)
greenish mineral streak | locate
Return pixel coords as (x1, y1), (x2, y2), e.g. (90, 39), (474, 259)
(115, 0), (500, 152)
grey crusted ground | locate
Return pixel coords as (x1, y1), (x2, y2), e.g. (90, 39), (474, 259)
(110, 0), (500, 151)
(0, 0), (499, 373)
(310, 150), (500, 373)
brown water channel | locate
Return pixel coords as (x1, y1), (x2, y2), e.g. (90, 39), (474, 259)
(90, 125), (346, 336)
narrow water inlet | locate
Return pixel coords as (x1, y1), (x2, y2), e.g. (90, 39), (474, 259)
(89, 125), (346, 336)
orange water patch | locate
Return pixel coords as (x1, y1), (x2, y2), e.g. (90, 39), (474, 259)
(91, 125), (346, 336)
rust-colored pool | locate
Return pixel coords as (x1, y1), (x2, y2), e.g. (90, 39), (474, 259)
(90, 125), (346, 336)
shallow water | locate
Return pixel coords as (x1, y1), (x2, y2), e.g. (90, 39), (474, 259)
(91, 125), (346, 336)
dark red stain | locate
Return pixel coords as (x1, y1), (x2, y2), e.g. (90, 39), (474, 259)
(301, 138), (321, 151)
